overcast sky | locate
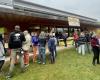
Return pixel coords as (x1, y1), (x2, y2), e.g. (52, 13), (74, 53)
(24, 0), (100, 21)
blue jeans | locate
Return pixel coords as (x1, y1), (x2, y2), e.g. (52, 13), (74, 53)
(38, 47), (46, 63)
(78, 44), (85, 55)
(48, 47), (55, 63)
(54, 45), (57, 57)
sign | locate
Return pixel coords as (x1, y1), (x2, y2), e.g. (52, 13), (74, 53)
(68, 16), (80, 26)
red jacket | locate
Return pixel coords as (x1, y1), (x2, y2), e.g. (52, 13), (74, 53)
(90, 38), (99, 47)
(73, 33), (79, 41)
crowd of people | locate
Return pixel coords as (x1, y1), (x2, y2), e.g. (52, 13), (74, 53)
(0, 25), (67, 78)
(73, 30), (100, 66)
(0, 25), (100, 78)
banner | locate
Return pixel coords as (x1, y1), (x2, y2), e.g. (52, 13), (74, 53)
(68, 16), (80, 26)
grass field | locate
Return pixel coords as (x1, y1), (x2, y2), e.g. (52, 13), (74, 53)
(1, 48), (100, 80)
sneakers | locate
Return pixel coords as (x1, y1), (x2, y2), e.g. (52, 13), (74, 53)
(38, 61), (41, 64)
(24, 64), (29, 67)
(42, 62), (46, 65)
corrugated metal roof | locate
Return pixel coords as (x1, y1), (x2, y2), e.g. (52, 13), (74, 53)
(0, 0), (99, 27)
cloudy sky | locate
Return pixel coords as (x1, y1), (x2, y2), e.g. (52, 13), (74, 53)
(24, 0), (100, 21)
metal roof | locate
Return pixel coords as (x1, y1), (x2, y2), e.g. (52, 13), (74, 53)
(13, 0), (97, 22)
(0, 0), (99, 26)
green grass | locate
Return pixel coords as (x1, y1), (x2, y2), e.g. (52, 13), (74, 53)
(1, 48), (100, 80)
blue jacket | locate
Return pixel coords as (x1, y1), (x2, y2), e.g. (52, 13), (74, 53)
(32, 36), (39, 46)
(48, 38), (55, 49)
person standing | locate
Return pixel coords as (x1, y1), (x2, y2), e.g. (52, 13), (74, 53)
(23, 30), (31, 67)
(31, 32), (39, 63)
(48, 34), (55, 64)
(52, 33), (57, 57)
(73, 30), (79, 50)
(85, 31), (91, 53)
(62, 32), (68, 47)
(38, 31), (46, 64)
(55, 31), (59, 46)
(78, 32), (86, 55)
(90, 34), (100, 66)
(0, 34), (5, 73)
(7, 25), (26, 78)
